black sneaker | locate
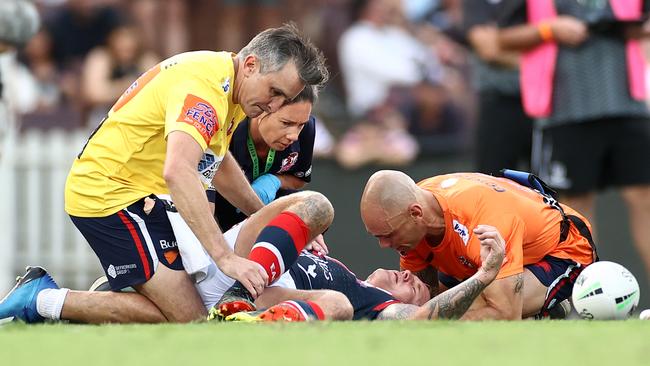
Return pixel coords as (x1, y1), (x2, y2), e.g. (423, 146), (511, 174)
(536, 299), (572, 320)
(547, 299), (572, 319)
(209, 281), (256, 321)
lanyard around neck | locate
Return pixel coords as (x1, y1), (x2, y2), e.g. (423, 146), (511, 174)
(247, 131), (275, 180)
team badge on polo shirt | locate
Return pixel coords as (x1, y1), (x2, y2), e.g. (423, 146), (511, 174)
(222, 77), (230, 93)
(278, 152), (299, 173)
(177, 94), (219, 145)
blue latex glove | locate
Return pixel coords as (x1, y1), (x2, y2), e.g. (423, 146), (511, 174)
(251, 174), (281, 205)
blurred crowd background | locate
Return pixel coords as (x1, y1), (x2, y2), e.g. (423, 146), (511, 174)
(6, 0), (649, 165)
(2, 0), (480, 167)
(4, 0), (650, 165)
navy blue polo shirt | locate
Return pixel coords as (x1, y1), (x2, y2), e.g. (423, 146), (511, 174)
(211, 116), (316, 231)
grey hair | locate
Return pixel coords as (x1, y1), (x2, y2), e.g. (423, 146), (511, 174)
(0, 0), (40, 47)
(238, 23), (329, 87)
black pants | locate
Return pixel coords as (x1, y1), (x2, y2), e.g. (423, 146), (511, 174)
(474, 91), (533, 175)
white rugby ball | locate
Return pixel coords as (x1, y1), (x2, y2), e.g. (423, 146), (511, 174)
(572, 261), (640, 320)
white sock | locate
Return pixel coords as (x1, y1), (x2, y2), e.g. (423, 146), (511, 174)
(36, 288), (69, 320)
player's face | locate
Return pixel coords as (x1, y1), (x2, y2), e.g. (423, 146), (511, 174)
(366, 269), (430, 306)
(257, 101), (311, 151)
(239, 57), (305, 118)
(364, 209), (424, 253)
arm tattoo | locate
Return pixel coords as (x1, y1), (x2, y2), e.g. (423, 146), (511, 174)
(377, 304), (418, 320)
(482, 248), (503, 274)
(425, 278), (487, 320)
(514, 273), (523, 294)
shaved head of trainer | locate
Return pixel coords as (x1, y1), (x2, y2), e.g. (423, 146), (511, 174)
(360, 170), (435, 252)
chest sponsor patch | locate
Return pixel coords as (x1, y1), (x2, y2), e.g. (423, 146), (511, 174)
(177, 94), (219, 145)
(452, 219), (470, 245)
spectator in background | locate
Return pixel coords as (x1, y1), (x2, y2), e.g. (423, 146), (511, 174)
(214, 0), (283, 51)
(402, 0), (473, 150)
(129, 0), (188, 58)
(498, 0), (650, 284)
(0, 0), (40, 156)
(337, 0), (427, 168)
(37, 0), (124, 127)
(18, 30), (61, 112)
(337, 0), (469, 169)
(14, 28), (87, 130)
(45, 0), (123, 71)
(81, 25), (159, 126)
(462, 0), (533, 175)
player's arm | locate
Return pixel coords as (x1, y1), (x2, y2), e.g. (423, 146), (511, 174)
(212, 150), (263, 216)
(377, 272), (491, 321)
(407, 225), (506, 320)
(376, 303), (419, 320)
(378, 266), (501, 320)
(409, 275), (492, 320)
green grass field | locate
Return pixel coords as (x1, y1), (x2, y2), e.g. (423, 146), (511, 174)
(2, 321), (648, 366)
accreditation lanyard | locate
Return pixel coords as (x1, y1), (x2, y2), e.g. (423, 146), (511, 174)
(247, 132), (276, 180)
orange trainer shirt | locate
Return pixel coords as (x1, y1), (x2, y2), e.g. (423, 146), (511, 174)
(400, 173), (595, 281)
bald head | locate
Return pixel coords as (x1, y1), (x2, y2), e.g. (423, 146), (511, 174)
(360, 170), (418, 220)
(362, 170), (443, 252)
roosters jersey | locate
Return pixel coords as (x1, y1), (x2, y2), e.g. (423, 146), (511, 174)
(290, 251), (400, 320)
(65, 51), (245, 217)
(400, 173), (595, 281)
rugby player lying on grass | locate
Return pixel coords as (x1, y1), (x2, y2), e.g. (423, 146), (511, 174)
(218, 222), (505, 321)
